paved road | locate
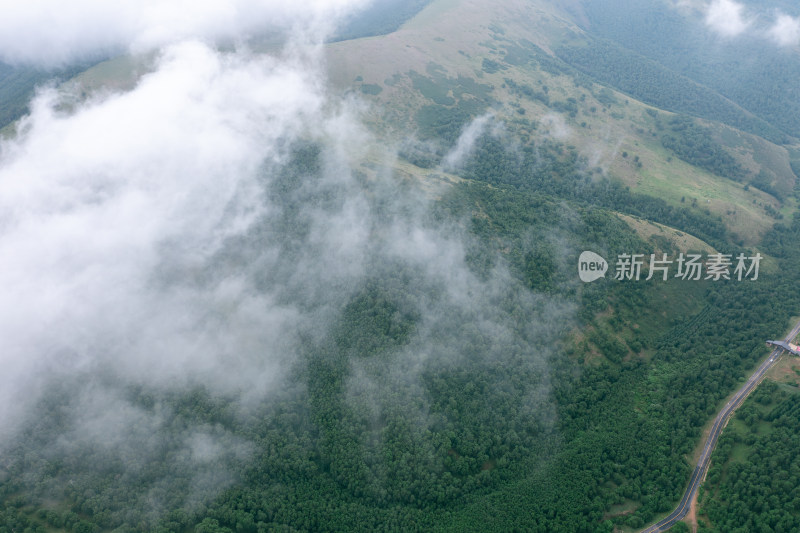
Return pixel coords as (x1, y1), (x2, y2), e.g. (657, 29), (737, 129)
(640, 319), (800, 533)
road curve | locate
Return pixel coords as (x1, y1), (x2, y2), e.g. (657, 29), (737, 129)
(640, 319), (800, 533)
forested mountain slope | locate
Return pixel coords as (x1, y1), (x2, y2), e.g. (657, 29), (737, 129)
(1, 1), (799, 532)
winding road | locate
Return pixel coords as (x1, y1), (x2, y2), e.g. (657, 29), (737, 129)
(640, 319), (800, 532)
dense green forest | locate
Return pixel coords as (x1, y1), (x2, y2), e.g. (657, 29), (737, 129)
(330, 0), (432, 42)
(658, 115), (749, 182)
(556, 39), (789, 145)
(2, 124), (799, 531)
(565, 0), (800, 141)
(700, 381), (800, 532)
(460, 132), (730, 249)
(694, 209), (800, 532)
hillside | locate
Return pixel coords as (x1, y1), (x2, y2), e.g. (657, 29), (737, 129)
(1, 1), (800, 532)
(326, 0), (798, 246)
(329, 2), (796, 245)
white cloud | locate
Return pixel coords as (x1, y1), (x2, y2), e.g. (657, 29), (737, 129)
(705, 0), (750, 37)
(541, 113), (571, 140)
(0, 38), (364, 436)
(0, 1), (574, 518)
(0, 0), (372, 66)
(768, 13), (800, 47)
(442, 113), (497, 170)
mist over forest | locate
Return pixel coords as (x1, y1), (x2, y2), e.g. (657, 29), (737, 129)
(2, 1), (800, 532)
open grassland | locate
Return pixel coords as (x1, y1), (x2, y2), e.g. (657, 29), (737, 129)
(616, 213), (716, 255)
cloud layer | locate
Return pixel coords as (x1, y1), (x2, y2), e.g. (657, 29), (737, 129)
(0, 10), (385, 513)
(0, 2), (574, 525)
(768, 12), (800, 47)
(0, 39), (334, 434)
(701, 0), (800, 47)
(705, 0), (750, 37)
(0, 0), (371, 66)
